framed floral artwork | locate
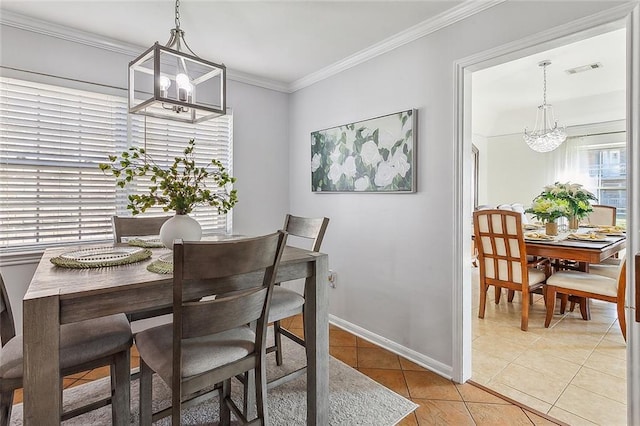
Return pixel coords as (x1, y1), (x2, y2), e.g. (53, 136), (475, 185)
(311, 109), (416, 192)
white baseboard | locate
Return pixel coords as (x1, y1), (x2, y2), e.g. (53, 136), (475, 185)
(329, 314), (454, 380)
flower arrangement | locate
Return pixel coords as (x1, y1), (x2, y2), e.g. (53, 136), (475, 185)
(99, 138), (237, 215)
(526, 197), (571, 223)
(533, 181), (597, 220)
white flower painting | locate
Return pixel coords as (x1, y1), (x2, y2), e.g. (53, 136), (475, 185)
(311, 110), (416, 192)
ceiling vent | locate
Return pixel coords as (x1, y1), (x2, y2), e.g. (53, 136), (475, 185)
(565, 62), (603, 74)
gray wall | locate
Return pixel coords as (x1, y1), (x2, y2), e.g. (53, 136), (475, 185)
(287, 1), (622, 371)
(0, 24), (290, 331)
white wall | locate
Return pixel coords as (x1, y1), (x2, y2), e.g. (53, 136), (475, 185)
(472, 134), (489, 206)
(0, 25), (290, 331)
(288, 1), (622, 372)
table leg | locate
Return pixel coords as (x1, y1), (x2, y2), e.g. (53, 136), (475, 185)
(23, 294), (60, 425)
(304, 253), (329, 426)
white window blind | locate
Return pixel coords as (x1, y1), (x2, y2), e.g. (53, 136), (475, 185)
(0, 77), (233, 251)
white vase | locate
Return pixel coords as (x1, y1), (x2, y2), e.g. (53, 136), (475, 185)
(159, 214), (202, 249)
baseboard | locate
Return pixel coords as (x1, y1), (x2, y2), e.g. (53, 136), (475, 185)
(329, 314), (453, 379)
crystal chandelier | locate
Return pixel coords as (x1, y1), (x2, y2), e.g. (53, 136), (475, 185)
(523, 60), (566, 153)
(128, 0), (226, 123)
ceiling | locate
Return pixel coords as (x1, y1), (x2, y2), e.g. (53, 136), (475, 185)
(472, 28), (626, 137)
(0, 0), (466, 85)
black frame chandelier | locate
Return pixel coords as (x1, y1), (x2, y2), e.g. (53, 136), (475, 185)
(128, 0), (226, 123)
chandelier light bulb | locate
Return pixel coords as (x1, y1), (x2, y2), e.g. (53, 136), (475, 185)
(159, 76), (171, 98)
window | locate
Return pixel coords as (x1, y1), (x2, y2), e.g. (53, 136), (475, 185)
(0, 77), (233, 252)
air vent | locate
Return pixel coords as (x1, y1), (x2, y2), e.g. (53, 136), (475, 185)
(565, 62), (603, 74)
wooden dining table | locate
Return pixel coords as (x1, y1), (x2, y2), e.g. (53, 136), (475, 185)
(22, 242), (329, 425)
(524, 232), (626, 271)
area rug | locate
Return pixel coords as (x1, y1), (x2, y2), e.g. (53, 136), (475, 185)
(11, 334), (417, 425)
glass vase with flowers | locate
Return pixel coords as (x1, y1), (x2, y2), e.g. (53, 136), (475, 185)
(525, 198), (570, 236)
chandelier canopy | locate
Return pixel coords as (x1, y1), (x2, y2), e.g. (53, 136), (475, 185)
(523, 60), (566, 153)
(128, 0), (226, 123)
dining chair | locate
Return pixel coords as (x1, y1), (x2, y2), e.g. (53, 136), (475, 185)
(544, 258), (626, 341)
(112, 215), (172, 243)
(0, 273), (132, 425)
(135, 232), (287, 425)
(112, 215), (174, 332)
(585, 204), (617, 226)
(473, 209), (548, 331)
(267, 214), (329, 387)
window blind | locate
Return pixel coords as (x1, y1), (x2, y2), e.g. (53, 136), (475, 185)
(0, 77), (233, 251)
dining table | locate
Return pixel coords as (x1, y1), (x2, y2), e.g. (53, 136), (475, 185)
(524, 229), (626, 271)
(524, 228), (626, 320)
(22, 240), (329, 426)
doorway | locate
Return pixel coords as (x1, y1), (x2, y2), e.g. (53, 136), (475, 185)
(453, 4), (640, 425)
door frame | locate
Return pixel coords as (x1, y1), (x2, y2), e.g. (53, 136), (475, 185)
(452, 2), (640, 423)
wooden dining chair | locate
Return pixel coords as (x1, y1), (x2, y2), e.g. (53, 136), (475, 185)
(112, 215), (174, 331)
(135, 232), (287, 425)
(473, 209), (548, 331)
(0, 273), (132, 425)
(267, 214), (329, 387)
(545, 258), (626, 341)
(112, 215), (172, 243)
(585, 205), (617, 226)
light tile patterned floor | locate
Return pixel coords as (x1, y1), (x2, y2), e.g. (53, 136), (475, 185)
(471, 267), (627, 426)
(12, 312), (563, 425)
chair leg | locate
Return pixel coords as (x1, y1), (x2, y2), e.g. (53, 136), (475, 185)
(111, 349), (131, 426)
(495, 286), (502, 304)
(508, 290), (516, 303)
(255, 357), (268, 424)
(579, 297), (591, 320)
(0, 391), (14, 426)
(220, 379), (231, 426)
(274, 320), (283, 366)
(521, 290), (529, 331)
(139, 360), (153, 426)
(545, 287), (556, 328)
(617, 300), (627, 342)
(560, 294), (568, 314)
(478, 282), (487, 319)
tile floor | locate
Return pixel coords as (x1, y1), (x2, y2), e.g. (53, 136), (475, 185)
(12, 313), (563, 425)
(471, 267), (627, 426)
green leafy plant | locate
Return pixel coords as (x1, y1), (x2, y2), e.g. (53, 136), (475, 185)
(525, 197), (570, 223)
(533, 181), (597, 220)
(99, 138), (237, 215)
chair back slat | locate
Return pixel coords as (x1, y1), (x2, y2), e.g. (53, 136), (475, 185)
(112, 215), (172, 243)
(182, 288), (268, 339)
(474, 209), (528, 287)
(284, 215), (329, 252)
(178, 235), (283, 280)
(0, 274), (17, 347)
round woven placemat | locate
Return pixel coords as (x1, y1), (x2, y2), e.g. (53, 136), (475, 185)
(50, 248), (153, 269)
(147, 259), (173, 274)
(127, 238), (165, 248)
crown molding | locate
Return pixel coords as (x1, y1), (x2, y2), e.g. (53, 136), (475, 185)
(2, 1), (506, 94)
(0, 9), (290, 93)
(289, 0), (507, 92)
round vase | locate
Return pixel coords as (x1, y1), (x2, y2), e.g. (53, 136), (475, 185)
(545, 221), (558, 236)
(159, 214), (202, 249)
(568, 216), (579, 231)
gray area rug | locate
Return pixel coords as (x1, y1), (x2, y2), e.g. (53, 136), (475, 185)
(11, 334), (417, 425)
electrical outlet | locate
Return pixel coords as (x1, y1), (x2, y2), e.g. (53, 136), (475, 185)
(328, 270), (337, 288)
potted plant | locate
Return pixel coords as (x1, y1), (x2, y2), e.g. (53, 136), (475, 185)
(99, 138), (238, 247)
(533, 182), (597, 230)
(525, 197), (570, 236)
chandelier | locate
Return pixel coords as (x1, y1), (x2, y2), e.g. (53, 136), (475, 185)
(128, 0), (226, 123)
(523, 60), (566, 153)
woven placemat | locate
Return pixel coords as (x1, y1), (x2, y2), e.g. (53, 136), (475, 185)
(51, 247), (152, 269)
(147, 253), (173, 274)
(127, 238), (165, 248)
